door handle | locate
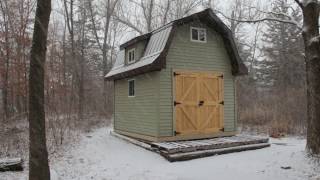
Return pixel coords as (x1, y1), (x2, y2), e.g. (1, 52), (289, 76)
(198, 100), (204, 106)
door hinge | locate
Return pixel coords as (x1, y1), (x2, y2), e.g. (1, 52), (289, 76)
(218, 74), (224, 78)
(219, 101), (224, 105)
(220, 127), (225, 131)
(174, 101), (181, 106)
(173, 72), (180, 76)
(174, 131), (181, 135)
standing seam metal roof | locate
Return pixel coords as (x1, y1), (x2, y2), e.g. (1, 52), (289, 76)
(105, 24), (172, 79)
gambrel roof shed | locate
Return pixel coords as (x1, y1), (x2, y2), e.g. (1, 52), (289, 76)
(106, 8), (248, 142)
(105, 8), (247, 80)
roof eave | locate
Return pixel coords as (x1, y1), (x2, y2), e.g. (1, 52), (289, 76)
(120, 33), (151, 50)
(105, 61), (162, 81)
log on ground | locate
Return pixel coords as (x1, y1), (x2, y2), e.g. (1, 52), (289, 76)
(0, 158), (23, 172)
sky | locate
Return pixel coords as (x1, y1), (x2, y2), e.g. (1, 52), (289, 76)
(48, 0), (301, 62)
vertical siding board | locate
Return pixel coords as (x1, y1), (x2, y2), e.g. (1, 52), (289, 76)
(159, 22), (236, 137)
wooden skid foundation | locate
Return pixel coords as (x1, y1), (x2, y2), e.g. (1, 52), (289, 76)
(151, 135), (269, 154)
(162, 143), (270, 162)
(111, 131), (270, 162)
(151, 135), (270, 161)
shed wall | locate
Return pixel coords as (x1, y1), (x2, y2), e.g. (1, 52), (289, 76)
(114, 72), (160, 136)
(158, 21), (236, 137)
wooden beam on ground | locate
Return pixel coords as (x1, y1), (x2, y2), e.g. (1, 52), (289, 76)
(162, 143), (271, 162)
(152, 135), (269, 154)
(0, 158), (23, 172)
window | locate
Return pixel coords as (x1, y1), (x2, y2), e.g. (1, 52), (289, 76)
(191, 27), (207, 42)
(128, 79), (135, 97)
(128, 49), (135, 64)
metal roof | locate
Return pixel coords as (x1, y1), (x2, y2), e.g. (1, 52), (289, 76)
(105, 24), (172, 79)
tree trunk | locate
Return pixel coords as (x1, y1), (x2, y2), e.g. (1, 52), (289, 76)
(79, 14), (86, 121)
(0, 1), (10, 121)
(28, 0), (51, 179)
(102, 2), (112, 117)
(63, 0), (76, 121)
(298, 1), (320, 155)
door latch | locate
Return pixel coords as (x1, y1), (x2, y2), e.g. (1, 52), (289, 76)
(174, 101), (181, 106)
(173, 72), (180, 76)
(198, 100), (204, 106)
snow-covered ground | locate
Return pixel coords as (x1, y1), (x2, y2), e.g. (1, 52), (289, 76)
(2, 127), (319, 180)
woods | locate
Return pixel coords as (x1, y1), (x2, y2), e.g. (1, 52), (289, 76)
(0, 0), (320, 179)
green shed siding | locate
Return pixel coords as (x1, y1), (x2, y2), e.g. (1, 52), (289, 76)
(114, 71), (160, 136)
(158, 22), (236, 137)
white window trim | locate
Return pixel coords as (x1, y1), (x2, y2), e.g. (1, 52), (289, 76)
(128, 48), (136, 64)
(128, 79), (135, 97)
(190, 27), (207, 43)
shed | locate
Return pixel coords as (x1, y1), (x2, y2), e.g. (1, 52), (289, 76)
(105, 8), (248, 142)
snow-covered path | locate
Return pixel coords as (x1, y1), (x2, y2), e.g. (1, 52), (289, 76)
(2, 127), (319, 180)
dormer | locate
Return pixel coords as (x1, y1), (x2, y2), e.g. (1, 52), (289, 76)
(124, 39), (148, 65)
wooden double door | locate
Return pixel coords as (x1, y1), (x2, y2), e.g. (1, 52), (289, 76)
(174, 71), (224, 135)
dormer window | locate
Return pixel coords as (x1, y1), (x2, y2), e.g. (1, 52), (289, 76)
(191, 27), (207, 43)
(128, 48), (135, 64)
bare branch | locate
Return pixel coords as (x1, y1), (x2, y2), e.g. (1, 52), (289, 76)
(88, 0), (102, 51)
(113, 14), (144, 35)
(214, 10), (302, 30)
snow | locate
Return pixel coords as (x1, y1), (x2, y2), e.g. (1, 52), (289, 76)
(1, 127), (319, 180)
(309, 35), (320, 45)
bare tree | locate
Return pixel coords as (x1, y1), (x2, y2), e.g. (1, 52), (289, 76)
(141, 0), (155, 32)
(115, 0), (203, 34)
(63, 0), (78, 119)
(0, 0), (34, 120)
(28, 0), (51, 179)
(161, 0), (171, 25)
(0, 0), (10, 122)
(225, 0), (319, 154)
(88, 0), (119, 116)
(294, 0), (320, 155)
